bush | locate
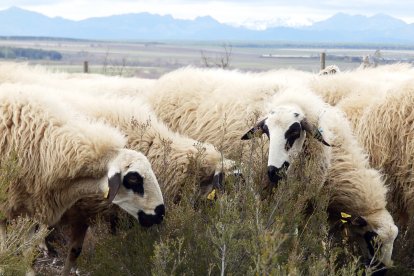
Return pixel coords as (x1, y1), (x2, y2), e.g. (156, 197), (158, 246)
(77, 137), (364, 275)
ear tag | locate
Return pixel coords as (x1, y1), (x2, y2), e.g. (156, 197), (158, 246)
(103, 185), (110, 199)
(340, 212), (352, 224)
(207, 189), (216, 201)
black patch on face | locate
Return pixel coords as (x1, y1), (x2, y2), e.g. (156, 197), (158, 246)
(138, 204), (165, 227)
(267, 161), (290, 186)
(284, 122), (302, 151)
(123, 172), (144, 196)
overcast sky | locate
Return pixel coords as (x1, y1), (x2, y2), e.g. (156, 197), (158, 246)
(1, 0), (414, 28)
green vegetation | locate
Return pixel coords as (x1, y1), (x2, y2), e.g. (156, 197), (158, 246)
(0, 47), (62, 60)
(77, 136), (368, 275)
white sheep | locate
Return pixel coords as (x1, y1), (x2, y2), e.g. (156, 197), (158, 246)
(318, 65), (340, 76)
(146, 66), (313, 157)
(338, 80), (414, 228)
(0, 61), (156, 100)
(54, 90), (235, 198)
(0, 63), (233, 193)
(0, 84), (164, 275)
(145, 66), (398, 268)
(241, 87), (398, 269)
(309, 63), (414, 106)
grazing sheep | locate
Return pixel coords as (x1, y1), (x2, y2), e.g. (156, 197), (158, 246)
(147, 67), (313, 157)
(0, 63), (233, 194)
(344, 81), (414, 228)
(55, 90), (234, 197)
(0, 84), (164, 275)
(241, 87), (398, 270)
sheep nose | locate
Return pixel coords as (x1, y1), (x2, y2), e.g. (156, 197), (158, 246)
(138, 204), (165, 227)
(267, 162), (289, 186)
(155, 204), (165, 219)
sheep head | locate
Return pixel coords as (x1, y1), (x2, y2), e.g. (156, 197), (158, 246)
(105, 149), (165, 228)
(241, 105), (330, 186)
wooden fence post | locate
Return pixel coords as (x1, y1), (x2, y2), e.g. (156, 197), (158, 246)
(83, 61), (89, 73)
(320, 52), (326, 71)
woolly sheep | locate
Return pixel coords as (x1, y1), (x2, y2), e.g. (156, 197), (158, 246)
(0, 84), (164, 275)
(242, 87), (398, 269)
(147, 66), (313, 157)
(55, 90), (235, 197)
(339, 80), (414, 228)
(0, 63), (234, 192)
(0, 62), (155, 98)
(142, 65), (398, 268)
(309, 63), (414, 106)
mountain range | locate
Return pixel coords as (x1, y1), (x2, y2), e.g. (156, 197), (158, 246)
(1, 7), (414, 43)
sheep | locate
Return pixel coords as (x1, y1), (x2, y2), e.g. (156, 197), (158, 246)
(132, 64), (398, 269)
(0, 83), (165, 275)
(309, 63), (414, 106)
(338, 80), (414, 228)
(318, 65), (340, 76)
(0, 63), (234, 194)
(241, 87), (398, 270)
(146, 66), (313, 158)
(53, 89), (235, 198)
(0, 62), (156, 98)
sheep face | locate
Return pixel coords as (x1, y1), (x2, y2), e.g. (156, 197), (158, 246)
(343, 211), (398, 270)
(106, 149), (165, 228)
(242, 105), (330, 186)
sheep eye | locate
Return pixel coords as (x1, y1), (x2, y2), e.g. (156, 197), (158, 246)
(123, 172), (144, 195)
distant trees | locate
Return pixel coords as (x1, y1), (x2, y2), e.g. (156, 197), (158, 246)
(201, 43), (232, 69)
(0, 47), (62, 60)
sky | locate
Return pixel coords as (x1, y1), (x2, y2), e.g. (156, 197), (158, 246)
(1, 0), (414, 29)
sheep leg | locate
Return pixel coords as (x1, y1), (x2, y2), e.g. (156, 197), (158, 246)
(62, 222), (89, 276)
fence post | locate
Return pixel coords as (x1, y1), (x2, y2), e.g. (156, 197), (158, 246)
(83, 61), (89, 73)
(320, 52), (326, 70)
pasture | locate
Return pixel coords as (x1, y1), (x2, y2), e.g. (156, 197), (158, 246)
(1, 37), (414, 77)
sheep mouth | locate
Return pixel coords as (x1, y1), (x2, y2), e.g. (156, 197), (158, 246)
(138, 204), (165, 227)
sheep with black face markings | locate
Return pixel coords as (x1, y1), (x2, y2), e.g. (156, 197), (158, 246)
(0, 83), (164, 275)
(335, 80), (414, 229)
(241, 87), (398, 271)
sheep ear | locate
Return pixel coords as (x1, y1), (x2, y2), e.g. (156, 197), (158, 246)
(241, 118), (267, 140)
(107, 172), (122, 202)
(300, 118), (331, 147)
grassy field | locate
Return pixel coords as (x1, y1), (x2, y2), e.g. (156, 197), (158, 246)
(1, 38), (414, 78)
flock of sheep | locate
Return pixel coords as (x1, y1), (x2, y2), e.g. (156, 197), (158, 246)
(0, 62), (413, 275)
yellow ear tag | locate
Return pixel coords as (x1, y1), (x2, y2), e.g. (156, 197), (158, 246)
(103, 186), (110, 199)
(341, 219), (348, 224)
(341, 212), (352, 219)
(207, 189), (216, 201)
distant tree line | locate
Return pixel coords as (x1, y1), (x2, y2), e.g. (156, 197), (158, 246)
(0, 47), (62, 60)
